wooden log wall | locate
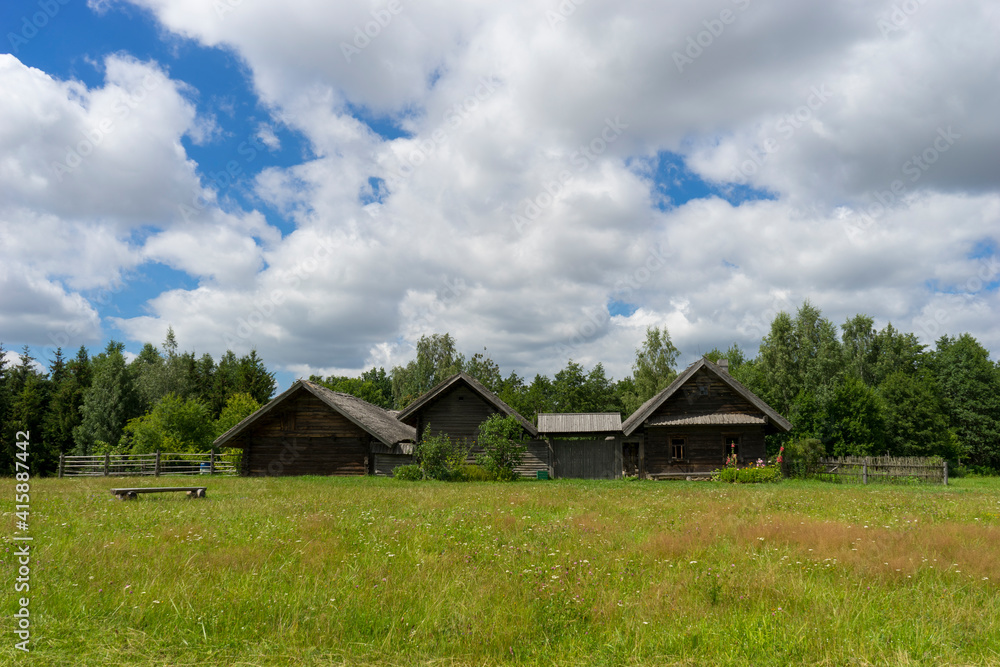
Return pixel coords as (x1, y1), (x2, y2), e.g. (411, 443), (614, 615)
(644, 425), (766, 476)
(515, 440), (550, 478)
(241, 392), (371, 476)
(416, 384), (497, 444)
(650, 368), (759, 420)
(374, 453), (415, 477)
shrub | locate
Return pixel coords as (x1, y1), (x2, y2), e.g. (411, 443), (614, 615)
(393, 464), (423, 481)
(456, 464), (493, 482)
(415, 428), (471, 481)
(476, 414), (528, 481)
(713, 463), (781, 484)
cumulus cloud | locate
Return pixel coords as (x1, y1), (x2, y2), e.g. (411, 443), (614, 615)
(5, 0), (1000, 383)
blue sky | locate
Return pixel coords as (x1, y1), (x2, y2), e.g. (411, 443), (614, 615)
(2, 0), (998, 391)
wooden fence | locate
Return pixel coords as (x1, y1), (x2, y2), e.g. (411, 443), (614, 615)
(794, 455), (947, 485)
(58, 451), (239, 478)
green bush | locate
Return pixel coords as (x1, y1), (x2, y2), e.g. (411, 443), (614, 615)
(392, 464), (423, 481)
(713, 464), (781, 484)
(476, 414), (528, 481)
(415, 429), (471, 481)
(456, 464), (493, 482)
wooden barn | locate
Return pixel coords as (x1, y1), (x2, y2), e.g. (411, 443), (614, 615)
(537, 413), (623, 479)
(621, 358), (792, 479)
(214, 380), (416, 476)
(396, 372), (548, 477)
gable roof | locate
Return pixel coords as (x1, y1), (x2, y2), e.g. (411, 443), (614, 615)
(537, 413), (622, 435)
(621, 357), (792, 436)
(397, 372), (539, 438)
(214, 380), (416, 448)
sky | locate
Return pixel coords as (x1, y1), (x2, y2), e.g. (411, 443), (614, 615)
(2, 0), (998, 392)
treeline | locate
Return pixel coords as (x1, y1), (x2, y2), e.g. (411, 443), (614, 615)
(0, 328), (275, 475)
(3, 302), (999, 475)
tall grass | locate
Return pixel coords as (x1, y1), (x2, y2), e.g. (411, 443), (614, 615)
(2, 476), (999, 665)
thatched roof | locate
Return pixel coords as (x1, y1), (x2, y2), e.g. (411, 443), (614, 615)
(621, 357), (792, 436)
(214, 380), (416, 448)
(537, 413), (622, 435)
(397, 372), (539, 438)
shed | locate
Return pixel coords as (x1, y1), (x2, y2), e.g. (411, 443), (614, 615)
(621, 358), (792, 478)
(214, 380), (416, 476)
(397, 372), (547, 477)
(537, 413), (624, 479)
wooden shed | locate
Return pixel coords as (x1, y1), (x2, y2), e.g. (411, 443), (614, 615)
(537, 413), (623, 479)
(397, 372), (547, 477)
(214, 380), (416, 476)
(621, 358), (792, 479)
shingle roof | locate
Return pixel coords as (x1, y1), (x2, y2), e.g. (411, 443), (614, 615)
(645, 413), (767, 427)
(621, 357), (792, 436)
(537, 413), (622, 434)
(397, 372), (539, 438)
(214, 380), (416, 448)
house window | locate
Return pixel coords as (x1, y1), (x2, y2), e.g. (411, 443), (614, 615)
(671, 437), (686, 461)
(723, 435), (740, 461)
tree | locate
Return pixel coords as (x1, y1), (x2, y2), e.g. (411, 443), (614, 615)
(3, 347), (50, 474)
(74, 341), (141, 455)
(312, 375), (390, 408)
(465, 349), (502, 394)
(42, 348), (91, 471)
(841, 314), (878, 386)
(932, 334), (1000, 469)
(551, 360), (619, 413)
(122, 393), (215, 454)
(622, 326), (679, 414)
(236, 350), (276, 405)
(391, 333), (464, 407)
(476, 413), (528, 480)
(824, 375), (886, 457)
(878, 370), (953, 458)
(214, 392), (261, 438)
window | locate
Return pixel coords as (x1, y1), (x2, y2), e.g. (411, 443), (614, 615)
(723, 435), (740, 461)
(671, 437), (686, 460)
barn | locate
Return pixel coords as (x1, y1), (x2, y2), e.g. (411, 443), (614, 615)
(396, 372), (548, 477)
(214, 380), (416, 476)
(621, 358), (792, 478)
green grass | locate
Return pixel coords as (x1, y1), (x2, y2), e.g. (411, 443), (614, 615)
(3, 476), (1000, 665)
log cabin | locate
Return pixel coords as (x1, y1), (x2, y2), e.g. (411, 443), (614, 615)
(621, 358), (792, 479)
(214, 380), (416, 476)
(396, 372), (548, 477)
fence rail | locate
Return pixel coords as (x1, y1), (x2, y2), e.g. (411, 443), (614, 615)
(792, 456), (947, 485)
(58, 452), (239, 478)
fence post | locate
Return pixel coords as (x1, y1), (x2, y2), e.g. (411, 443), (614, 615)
(862, 461), (867, 485)
(104, 453), (110, 476)
(58, 454), (64, 478)
(943, 460), (948, 486)
(155, 451), (161, 477)
(210, 450), (216, 475)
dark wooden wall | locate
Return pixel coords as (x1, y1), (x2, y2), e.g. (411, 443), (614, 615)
(644, 425), (766, 475)
(516, 440), (549, 478)
(415, 384), (498, 445)
(649, 368), (760, 422)
(237, 392), (371, 476)
(373, 453), (414, 477)
(551, 439), (621, 479)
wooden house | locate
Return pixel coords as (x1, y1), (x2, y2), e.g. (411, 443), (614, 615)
(214, 380), (416, 476)
(396, 372), (548, 477)
(621, 358), (792, 478)
(537, 413), (623, 479)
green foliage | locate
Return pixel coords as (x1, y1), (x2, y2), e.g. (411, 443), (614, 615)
(121, 393), (215, 454)
(476, 413), (527, 481)
(74, 341), (142, 456)
(465, 349), (503, 393)
(415, 429), (471, 481)
(878, 370), (952, 458)
(391, 333), (464, 408)
(392, 464), (423, 480)
(825, 375), (886, 456)
(312, 374), (391, 409)
(214, 392), (261, 437)
(622, 326), (679, 414)
(784, 438), (826, 465)
(456, 464), (494, 481)
(713, 461), (781, 483)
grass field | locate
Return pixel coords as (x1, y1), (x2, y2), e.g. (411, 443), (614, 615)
(3, 476), (1000, 666)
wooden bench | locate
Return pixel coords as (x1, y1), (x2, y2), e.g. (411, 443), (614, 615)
(111, 487), (207, 500)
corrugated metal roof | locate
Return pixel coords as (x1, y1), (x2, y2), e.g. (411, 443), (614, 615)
(537, 413), (622, 434)
(645, 413), (767, 427)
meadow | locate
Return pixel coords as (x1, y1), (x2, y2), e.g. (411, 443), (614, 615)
(3, 476), (999, 666)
